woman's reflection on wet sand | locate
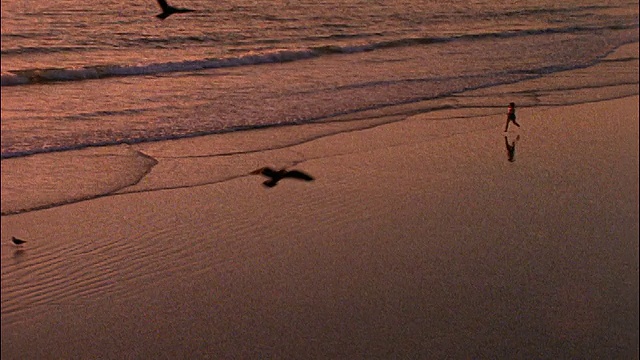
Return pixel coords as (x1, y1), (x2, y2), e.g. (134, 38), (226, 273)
(505, 135), (520, 162)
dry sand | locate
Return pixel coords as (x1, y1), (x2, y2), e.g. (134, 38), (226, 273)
(2, 87), (638, 356)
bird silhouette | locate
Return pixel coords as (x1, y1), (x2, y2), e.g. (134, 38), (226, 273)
(251, 167), (315, 188)
(155, 0), (195, 20)
(11, 237), (26, 246)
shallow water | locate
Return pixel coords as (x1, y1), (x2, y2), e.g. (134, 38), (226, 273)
(1, 1), (639, 214)
(1, 1), (638, 355)
(2, 0), (638, 158)
(1, 41), (638, 216)
(1, 94), (637, 359)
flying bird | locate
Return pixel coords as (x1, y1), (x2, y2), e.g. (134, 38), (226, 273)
(155, 0), (195, 20)
(11, 237), (26, 247)
(251, 167), (315, 188)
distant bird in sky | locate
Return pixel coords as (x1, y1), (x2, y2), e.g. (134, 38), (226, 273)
(155, 0), (195, 20)
(251, 167), (315, 188)
(11, 237), (26, 247)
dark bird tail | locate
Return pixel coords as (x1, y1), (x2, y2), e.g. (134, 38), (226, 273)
(263, 179), (279, 187)
(155, 0), (194, 19)
(156, 9), (174, 19)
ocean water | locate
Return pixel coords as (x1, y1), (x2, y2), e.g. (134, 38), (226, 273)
(1, 3), (639, 355)
(1, 0), (639, 215)
(2, 0), (638, 158)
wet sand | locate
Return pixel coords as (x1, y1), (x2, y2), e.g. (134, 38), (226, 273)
(1, 90), (638, 357)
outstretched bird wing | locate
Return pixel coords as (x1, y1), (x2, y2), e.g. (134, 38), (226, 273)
(284, 170), (314, 181)
(251, 167), (279, 177)
(156, 0), (171, 12)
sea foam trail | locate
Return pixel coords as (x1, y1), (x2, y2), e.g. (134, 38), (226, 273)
(2, 24), (636, 87)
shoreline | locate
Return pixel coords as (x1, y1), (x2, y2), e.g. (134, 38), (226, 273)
(1, 42), (638, 216)
(1, 43), (638, 358)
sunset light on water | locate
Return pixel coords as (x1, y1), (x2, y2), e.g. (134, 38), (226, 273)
(1, 0), (638, 358)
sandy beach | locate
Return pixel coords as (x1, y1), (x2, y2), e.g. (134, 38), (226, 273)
(2, 57), (639, 357)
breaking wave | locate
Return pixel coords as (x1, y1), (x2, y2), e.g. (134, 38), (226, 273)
(2, 23), (636, 87)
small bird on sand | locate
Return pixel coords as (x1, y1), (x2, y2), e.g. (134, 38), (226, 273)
(155, 0), (195, 20)
(11, 237), (26, 247)
(251, 167), (315, 188)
